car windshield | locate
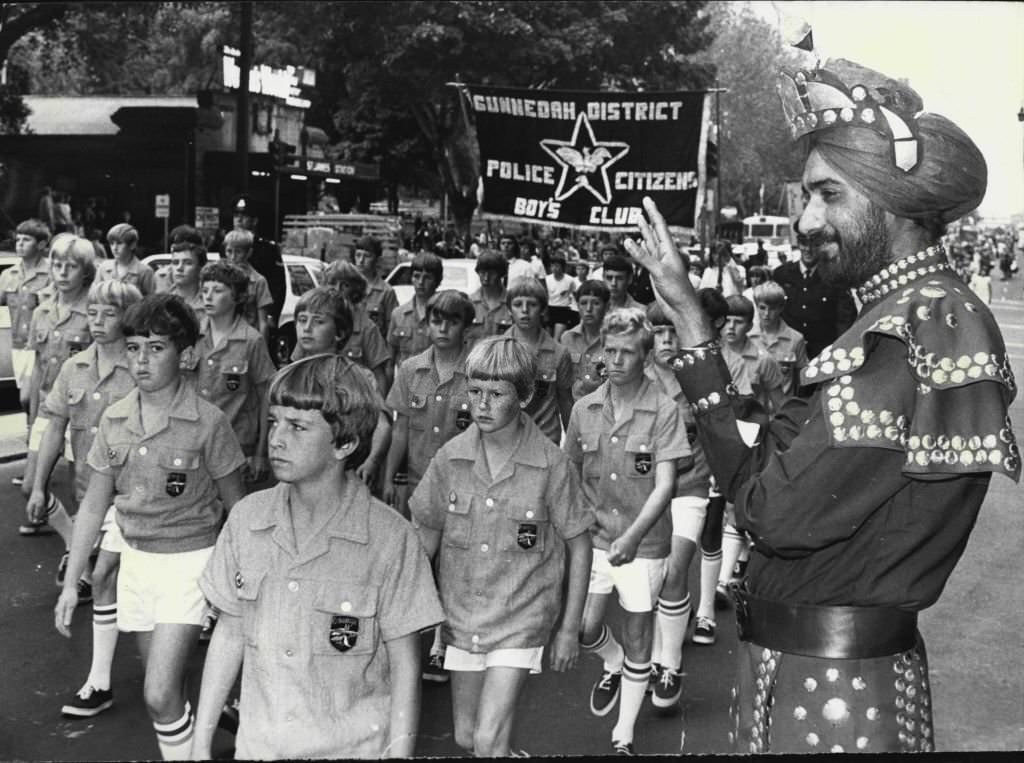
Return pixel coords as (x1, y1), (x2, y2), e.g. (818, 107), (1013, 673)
(287, 264), (316, 296)
(443, 265), (470, 290)
(389, 266), (413, 286)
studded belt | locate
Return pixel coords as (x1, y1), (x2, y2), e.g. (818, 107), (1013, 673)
(733, 587), (918, 660)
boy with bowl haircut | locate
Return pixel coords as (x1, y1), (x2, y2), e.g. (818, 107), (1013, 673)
(388, 251), (443, 370)
(465, 250), (513, 348)
(352, 234), (399, 338)
(322, 259), (391, 393)
(565, 307), (688, 755)
(27, 280), (142, 718)
(644, 302), (712, 709)
(54, 293), (247, 760)
(409, 336), (594, 757)
(292, 285), (393, 487)
(222, 228), (273, 344)
(748, 281), (809, 397)
(503, 276), (574, 444)
(196, 261), (277, 483)
(193, 354), (444, 759)
(720, 295), (785, 414)
(96, 223), (156, 296)
(560, 279), (610, 401)
(156, 226), (207, 314)
(0, 218), (52, 417)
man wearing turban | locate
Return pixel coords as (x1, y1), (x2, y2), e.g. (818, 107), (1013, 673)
(625, 57), (1018, 754)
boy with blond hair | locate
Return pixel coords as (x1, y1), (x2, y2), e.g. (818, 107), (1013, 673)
(96, 223), (156, 295)
(222, 229), (273, 344)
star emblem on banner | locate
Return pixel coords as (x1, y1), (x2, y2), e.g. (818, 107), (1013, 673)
(540, 112), (630, 205)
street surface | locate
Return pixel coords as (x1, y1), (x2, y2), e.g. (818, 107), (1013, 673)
(0, 281), (1022, 759)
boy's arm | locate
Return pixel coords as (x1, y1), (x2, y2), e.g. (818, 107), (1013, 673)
(191, 612), (244, 759)
(549, 532), (592, 671)
(27, 362), (42, 424)
(26, 415), (69, 521)
(257, 307), (270, 345)
(55, 470), (116, 637)
(216, 467), (246, 515)
(357, 410), (392, 485)
(607, 459), (676, 566)
(382, 632), (421, 758)
(382, 415), (409, 512)
(248, 381), (270, 482)
(555, 351), (574, 428)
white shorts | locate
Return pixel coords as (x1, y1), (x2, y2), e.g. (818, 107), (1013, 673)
(670, 496), (708, 543)
(117, 544), (213, 632)
(588, 549), (667, 613)
(99, 506), (124, 554)
(11, 348), (34, 389)
(444, 644), (545, 674)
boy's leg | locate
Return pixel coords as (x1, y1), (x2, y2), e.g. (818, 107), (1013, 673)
(449, 667), (486, 752)
(473, 667), (531, 756)
(654, 497), (705, 679)
(580, 551), (624, 717)
(696, 490), (726, 644)
(141, 624), (202, 760)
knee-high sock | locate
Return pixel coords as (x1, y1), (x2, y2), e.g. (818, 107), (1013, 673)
(85, 603), (118, 691)
(154, 701), (193, 761)
(583, 624), (624, 673)
(720, 524), (746, 585)
(612, 658), (651, 745)
(46, 494), (74, 549)
(654, 595), (691, 671)
(430, 624), (444, 656)
(697, 549), (722, 621)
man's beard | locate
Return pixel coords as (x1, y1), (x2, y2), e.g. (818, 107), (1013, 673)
(808, 202), (891, 289)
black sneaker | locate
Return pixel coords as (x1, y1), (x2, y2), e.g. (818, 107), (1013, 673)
(651, 665), (683, 709)
(11, 475), (23, 486)
(18, 519), (54, 536)
(422, 652), (449, 684)
(692, 616), (716, 645)
(589, 670), (622, 716)
(612, 739), (636, 756)
(76, 579), (93, 606)
(56, 552), (69, 587)
(61, 684), (113, 717)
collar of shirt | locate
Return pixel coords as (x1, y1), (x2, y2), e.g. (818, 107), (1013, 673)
(248, 479), (372, 562)
(103, 258), (145, 277)
(561, 325), (602, 352)
(644, 362), (682, 400)
(45, 294), (90, 324)
(589, 375), (658, 432)
(507, 325), (557, 356)
(73, 343), (132, 382)
(13, 257), (50, 283)
(106, 377), (201, 437)
(407, 345), (469, 381)
(799, 261), (817, 279)
(446, 414), (548, 485)
(199, 315), (252, 352)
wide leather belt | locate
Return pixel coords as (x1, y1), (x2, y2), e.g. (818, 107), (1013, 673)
(733, 587), (918, 660)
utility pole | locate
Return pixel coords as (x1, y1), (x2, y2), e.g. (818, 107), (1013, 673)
(236, 1), (253, 193)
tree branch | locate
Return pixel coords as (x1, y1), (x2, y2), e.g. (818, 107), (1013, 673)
(0, 3), (71, 61)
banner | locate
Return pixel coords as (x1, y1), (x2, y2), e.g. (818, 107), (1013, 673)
(467, 86), (710, 232)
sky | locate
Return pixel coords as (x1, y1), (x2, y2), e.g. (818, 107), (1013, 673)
(749, 0), (1024, 220)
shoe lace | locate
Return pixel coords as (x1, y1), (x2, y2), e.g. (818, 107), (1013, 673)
(613, 741), (633, 755)
(76, 684), (96, 700)
(696, 616), (714, 629)
(657, 667), (677, 689)
(598, 671), (616, 691)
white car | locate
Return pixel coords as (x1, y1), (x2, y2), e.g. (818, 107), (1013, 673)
(386, 258), (481, 305)
(143, 252), (324, 365)
(0, 253), (19, 389)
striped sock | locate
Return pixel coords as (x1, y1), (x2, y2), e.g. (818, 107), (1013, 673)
(720, 524), (746, 585)
(154, 702), (193, 760)
(654, 595), (691, 670)
(698, 549), (722, 620)
(582, 624), (625, 673)
(612, 658), (651, 745)
(85, 604), (118, 691)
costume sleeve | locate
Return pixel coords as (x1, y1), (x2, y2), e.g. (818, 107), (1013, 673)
(563, 404), (583, 464)
(360, 319), (392, 370)
(40, 357), (75, 421)
(407, 452), (448, 531)
(203, 412), (247, 480)
(199, 507), (245, 616)
(248, 337), (277, 386)
(384, 362), (411, 417)
(546, 449), (595, 540)
(375, 520), (445, 642)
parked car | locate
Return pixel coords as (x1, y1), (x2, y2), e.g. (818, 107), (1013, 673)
(385, 258), (481, 305)
(142, 252), (324, 366)
(0, 253), (18, 390)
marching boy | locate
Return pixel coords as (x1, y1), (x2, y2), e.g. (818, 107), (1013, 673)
(465, 250), (512, 348)
(222, 229), (274, 344)
(26, 280), (143, 718)
(566, 307), (687, 755)
(410, 336), (594, 757)
(560, 279), (611, 401)
(193, 354), (444, 759)
(54, 294), (247, 760)
(96, 223), (156, 295)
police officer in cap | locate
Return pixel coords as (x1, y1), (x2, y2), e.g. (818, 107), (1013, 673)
(228, 193), (286, 328)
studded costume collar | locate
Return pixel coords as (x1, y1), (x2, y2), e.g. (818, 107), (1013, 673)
(855, 247), (952, 306)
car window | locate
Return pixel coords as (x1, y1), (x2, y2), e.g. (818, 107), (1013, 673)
(443, 265), (470, 290)
(288, 264), (316, 296)
(388, 265), (413, 286)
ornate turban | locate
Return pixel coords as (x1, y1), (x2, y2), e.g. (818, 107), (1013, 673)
(778, 58), (987, 225)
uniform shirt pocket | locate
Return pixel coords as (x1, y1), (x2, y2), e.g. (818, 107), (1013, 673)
(221, 359), (250, 393)
(156, 448), (201, 498)
(502, 503), (548, 553)
(312, 584), (377, 656)
(625, 434), (655, 478)
(345, 344), (365, 363)
(579, 431), (603, 480)
(442, 495), (473, 549)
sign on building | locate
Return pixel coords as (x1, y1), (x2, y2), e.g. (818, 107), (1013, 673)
(155, 194), (170, 219)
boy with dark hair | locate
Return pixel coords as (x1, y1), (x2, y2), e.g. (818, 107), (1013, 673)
(352, 234), (399, 338)
(545, 251), (579, 341)
(567, 307), (687, 755)
(156, 226), (207, 314)
(27, 280), (143, 718)
(560, 279), (610, 401)
(97, 223), (156, 295)
(466, 250), (513, 347)
(748, 281), (808, 397)
(388, 252), (443, 373)
(196, 261), (277, 483)
(410, 336), (593, 756)
(721, 294), (785, 413)
(322, 259), (391, 393)
(602, 254), (645, 311)
(193, 354), (443, 759)
(55, 293), (246, 760)
(504, 276), (574, 444)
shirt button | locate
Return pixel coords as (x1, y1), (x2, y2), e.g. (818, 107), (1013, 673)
(526, 510), (534, 519)
(287, 580), (299, 592)
(485, 498), (494, 508)
(432, 426), (440, 433)
(90, 426), (98, 434)
(612, 508), (620, 515)
(471, 635), (480, 644)
(610, 473), (617, 481)
(341, 601), (352, 613)
(611, 436), (619, 443)
(138, 446), (148, 456)
(173, 457), (182, 466)
(200, 389), (208, 395)
(285, 649), (294, 657)
(92, 392), (101, 400)
(480, 543), (489, 552)
(448, 504), (456, 512)
(435, 395), (443, 402)
(53, 330), (61, 337)
(207, 359), (215, 366)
